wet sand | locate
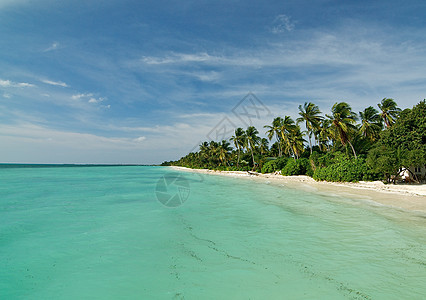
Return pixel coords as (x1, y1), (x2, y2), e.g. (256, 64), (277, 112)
(170, 166), (426, 213)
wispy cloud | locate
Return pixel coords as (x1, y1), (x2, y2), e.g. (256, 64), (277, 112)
(133, 136), (146, 142)
(271, 14), (296, 33)
(141, 52), (215, 65)
(137, 26), (426, 111)
(71, 93), (93, 100)
(0, 123), (169, 163)
(71, 92), (109, 108)
(88, 97), (105, 104)
(43, 42), (60, 52)
(193, 71), (221, 82)
(41, 79), (68, 87)
(0, 79), (35, 88)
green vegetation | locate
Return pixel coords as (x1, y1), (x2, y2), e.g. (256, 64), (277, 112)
(367, 100), (426, 182)
(163, 100), (426, 183)
(312, 152), (373, 182)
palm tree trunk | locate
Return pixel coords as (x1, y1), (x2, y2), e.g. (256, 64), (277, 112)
(348, 140), (357, 159)
(277, 134), (282, 157)
(288, 141), (297, 161)
(237, 147), (240, 167)
(384, 117), (390, 128)
(250, 145), (256, 170)
(308, 133), (313, 154)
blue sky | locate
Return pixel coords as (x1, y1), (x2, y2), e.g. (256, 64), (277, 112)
(1, 0), (425, 164)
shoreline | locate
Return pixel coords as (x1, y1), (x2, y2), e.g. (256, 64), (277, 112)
(169, 166), (426, 213)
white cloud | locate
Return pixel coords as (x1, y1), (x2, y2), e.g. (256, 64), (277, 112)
(71, 93), (106, 105)
(88, 97), (105, 104)
(44, 42), (60, 52)
(141, 52), (215, 65)
(18, 82), (35, 88)
(271, 14), (296, 33)
(136, 25), (426, 113)
(3, 93), (11, 98)
(41, 79), (68, 87)
(0, 123), (149, 150)
(0, 123), (191, 163)
(193, 71), (221, 82)
(133, 136), (146, 142)
(0, 79), (35, 88)
(71, 93), (93, 100)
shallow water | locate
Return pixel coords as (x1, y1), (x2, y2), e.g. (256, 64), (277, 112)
(0, 166), (425, 299)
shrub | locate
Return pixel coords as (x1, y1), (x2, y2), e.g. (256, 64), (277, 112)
(261, 161), (275, 173)
(281, 158), (312, 176)
(313, 157), (374, 182)
(261, 157), (289, 173)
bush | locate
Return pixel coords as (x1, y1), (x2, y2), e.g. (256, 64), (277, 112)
(281, 158), (312, 176)
(261, 157), (289, 173)
(313, 157), (374, 182)
(310, 151), (345, 169)
(261, 161), (275, 173)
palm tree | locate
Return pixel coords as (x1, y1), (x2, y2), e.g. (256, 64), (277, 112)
(269, 141), (281, 157)
(378, 98), (401, 128)
(288, 126), (306, 159)
(316, 119), (332, 151)
(326, 102), (358, 158)
(264, 117), (283, 156)
(245, 126), (261, 168)
(230, 128), (246, 167)
(208, 141), (220, 167)
(278, 116), (297, 158)
(199, 141), (209, 164)
(218, 140), (232, 166)
(259, 138), (269, 156)
(359, 106), (382, 141)
(296, 102), (323, 154)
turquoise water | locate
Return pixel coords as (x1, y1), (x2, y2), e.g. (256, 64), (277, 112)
(0, 166), (425, 299)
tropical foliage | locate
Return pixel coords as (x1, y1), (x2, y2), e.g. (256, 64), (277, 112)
(378, 98), (401, 128)
(367, 100), (426, 182)
(296, 102), (323, 154)
(163, 99), (425, 183)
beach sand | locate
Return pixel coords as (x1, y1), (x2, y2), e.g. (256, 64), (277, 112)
(170, 166), (426, 213)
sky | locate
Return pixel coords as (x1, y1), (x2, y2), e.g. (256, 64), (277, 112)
(0, 0), (425, 164)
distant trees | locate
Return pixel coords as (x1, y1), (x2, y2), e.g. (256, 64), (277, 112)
(218, 140), (232, 167)
(198, 140), (232, 168)
(167, 98), (425, 183)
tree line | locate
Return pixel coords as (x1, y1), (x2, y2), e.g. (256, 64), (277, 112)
(163, 99), (425, 183)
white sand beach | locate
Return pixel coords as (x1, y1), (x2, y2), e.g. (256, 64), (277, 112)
(170, 166), (426, 213)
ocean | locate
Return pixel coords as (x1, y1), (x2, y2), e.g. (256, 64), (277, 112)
(0, 165), (425, 299)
